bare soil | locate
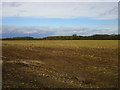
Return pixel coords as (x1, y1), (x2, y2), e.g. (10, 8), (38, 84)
(2, 43), (118, 88)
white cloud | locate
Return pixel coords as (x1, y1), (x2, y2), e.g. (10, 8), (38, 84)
(2, 26), (118, 38)
(23, 30), (38, 34)
(1, 0), (119, 2)
(2, 2), (118, 20)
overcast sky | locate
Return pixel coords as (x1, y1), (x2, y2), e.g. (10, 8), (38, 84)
(1, 2), (118, 38)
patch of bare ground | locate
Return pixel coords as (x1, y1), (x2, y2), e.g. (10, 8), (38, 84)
(2, 44), (118, 88)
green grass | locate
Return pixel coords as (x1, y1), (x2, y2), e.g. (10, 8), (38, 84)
(2, 40), (118, 49)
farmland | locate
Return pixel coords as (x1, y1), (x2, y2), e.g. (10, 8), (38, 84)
(2, 40), (118, 88)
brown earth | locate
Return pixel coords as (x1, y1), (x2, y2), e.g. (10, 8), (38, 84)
(2, 44), (118, 88)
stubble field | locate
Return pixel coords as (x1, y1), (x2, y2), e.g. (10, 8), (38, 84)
(2, 40), (119, 88)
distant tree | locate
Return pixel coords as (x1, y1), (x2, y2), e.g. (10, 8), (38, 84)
(72, 34), (77, 36)
(2, 34), (120, 40)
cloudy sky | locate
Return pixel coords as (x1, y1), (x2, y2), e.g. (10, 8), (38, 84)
(1, 1), (118, 38)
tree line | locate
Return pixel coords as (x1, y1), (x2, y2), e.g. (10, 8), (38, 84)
(2, 34), (120, 40)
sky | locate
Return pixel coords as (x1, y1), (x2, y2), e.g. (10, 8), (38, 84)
(0, 1), (118, 38)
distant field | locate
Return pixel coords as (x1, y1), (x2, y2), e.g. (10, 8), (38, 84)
(2, 40), (118, 48)
(2, 40), (118, 88)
